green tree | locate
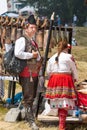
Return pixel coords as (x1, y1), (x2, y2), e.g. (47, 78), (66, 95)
(18, 0), (87, 26)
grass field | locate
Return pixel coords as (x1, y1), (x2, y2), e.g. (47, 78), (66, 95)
(0, 27), (87, 130)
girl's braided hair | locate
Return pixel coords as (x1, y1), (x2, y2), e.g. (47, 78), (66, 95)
(55, 39), (68, 62)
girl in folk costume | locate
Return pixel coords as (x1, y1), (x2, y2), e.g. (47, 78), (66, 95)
(45, 40), (78, 130)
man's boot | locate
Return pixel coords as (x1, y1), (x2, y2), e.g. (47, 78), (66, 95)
(25, 106), (39, 130)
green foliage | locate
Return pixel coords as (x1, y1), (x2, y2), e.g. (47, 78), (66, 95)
(75, 27), (87, 46)
(18, 0), (87, 26)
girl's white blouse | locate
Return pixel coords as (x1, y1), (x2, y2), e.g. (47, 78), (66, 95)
(46, 52), (78, 81)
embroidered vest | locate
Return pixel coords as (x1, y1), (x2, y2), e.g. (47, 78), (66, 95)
(24, 35), (42, 74)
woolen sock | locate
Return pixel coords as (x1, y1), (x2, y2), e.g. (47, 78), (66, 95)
(58, 108), (68, 130)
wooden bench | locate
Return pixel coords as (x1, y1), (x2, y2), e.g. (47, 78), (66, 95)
(38, 115), (82, 123)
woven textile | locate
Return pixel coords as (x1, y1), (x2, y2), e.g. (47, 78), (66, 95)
(45, 73), (77, 109)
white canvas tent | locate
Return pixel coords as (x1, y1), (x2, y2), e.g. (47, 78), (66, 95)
(19, 6), (35, 14)
(0, 0), (8, 15)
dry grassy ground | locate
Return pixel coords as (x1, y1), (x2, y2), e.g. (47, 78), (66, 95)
(72, 46), (87, 83)
(0, 27), (87, 130)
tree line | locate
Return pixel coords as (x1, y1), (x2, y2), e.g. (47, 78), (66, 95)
(18, 0), (87, 26)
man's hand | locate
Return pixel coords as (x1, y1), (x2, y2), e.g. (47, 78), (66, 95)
(32, 50), (38, 58)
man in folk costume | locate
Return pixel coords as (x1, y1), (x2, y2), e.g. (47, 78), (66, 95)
(14, 15), (42, 130)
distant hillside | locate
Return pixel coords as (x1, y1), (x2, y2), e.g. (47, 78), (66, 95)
(75, 27), (87, 46)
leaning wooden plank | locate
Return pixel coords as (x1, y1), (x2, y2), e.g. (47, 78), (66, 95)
(38, 115), (82, 123)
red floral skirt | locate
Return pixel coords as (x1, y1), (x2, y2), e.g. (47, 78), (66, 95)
(45, 73), (77, 100)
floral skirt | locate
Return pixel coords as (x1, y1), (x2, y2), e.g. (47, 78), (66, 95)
(45, 73), (77, 109)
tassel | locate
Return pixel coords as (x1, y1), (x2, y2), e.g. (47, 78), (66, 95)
(30, 71), (33, 82)
(30, 75), (33, 82)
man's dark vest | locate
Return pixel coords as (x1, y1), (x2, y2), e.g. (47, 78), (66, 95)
(24, 35), (42, 74)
